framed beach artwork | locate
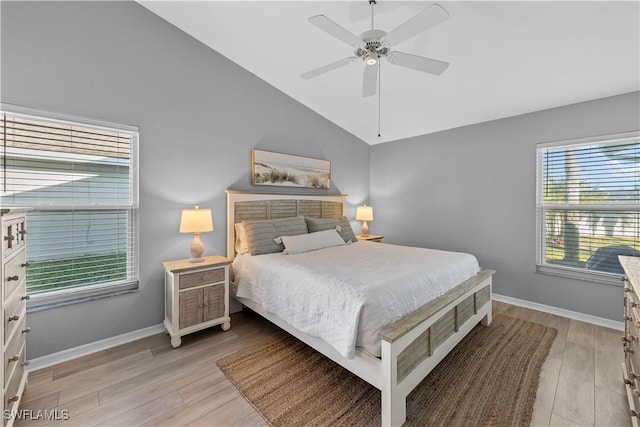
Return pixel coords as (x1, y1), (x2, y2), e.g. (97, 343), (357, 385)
(251, 149), (331, 189)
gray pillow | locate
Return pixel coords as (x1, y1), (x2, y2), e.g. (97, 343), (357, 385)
(243, 216), (308, 255)
(305, 216), (357, 243)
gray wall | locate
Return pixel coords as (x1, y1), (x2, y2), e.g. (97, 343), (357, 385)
(370, 91), (640, 322)
(1, 1), (370, 359)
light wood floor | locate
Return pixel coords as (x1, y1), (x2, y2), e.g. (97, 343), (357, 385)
(14, 301), (629, 427)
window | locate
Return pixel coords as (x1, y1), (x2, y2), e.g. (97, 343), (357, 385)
(536, 131), (639, 284)
(1, 106), (138, 308)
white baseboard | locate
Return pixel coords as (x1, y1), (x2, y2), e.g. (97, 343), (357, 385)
(28, 324), (164, 372)
(493, 293), (624, 331)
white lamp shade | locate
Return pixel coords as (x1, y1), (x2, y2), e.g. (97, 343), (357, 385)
(179, 206), (213, 233)
(356, 205), (373, 221)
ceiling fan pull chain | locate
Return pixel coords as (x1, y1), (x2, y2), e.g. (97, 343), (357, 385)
(378, 60), (381, 138)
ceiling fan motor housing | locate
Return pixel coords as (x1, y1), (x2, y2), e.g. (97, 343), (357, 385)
(356, 29), (390, 61)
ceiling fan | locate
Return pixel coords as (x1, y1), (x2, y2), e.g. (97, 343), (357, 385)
(301, 1), (450, 98)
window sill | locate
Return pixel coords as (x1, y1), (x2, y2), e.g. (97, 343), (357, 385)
(26, 281), (139, 313)
(536, 264), (625, 287)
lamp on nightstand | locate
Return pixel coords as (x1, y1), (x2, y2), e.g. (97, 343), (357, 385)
(179, 205), (213, 263)
(356, 205), (373, 236)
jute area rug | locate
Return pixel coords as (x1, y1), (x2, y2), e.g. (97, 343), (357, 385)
(217, 314), (557, 427)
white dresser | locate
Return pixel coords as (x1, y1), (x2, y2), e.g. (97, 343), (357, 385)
(1, 210), (29, 427)
(621, 255), (640, 426)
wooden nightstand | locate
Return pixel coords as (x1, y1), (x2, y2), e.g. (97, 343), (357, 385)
(357, 234), (384, 243)
(162, 255), (232, 348)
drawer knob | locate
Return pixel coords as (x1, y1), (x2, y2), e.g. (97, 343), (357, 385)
(21, 295), (30, 301)
(8, 315), (19, 322)
(631, 301), (638, 308)
(19, 229), (27, 235)
(623, 335), (638, 343)
(625, 346), (634, 354)
(7, 355), (19, 363)
(7, 395), (19, 403)
(7, 275), (19, 281)
(4, 235), (14, 241)
(22, 326), (31, 334)
(21, 262), (30, 268)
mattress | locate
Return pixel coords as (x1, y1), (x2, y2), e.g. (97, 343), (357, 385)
(232, 241), (480, 359)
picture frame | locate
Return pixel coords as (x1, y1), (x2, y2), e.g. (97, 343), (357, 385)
(251, 149), (331, 189)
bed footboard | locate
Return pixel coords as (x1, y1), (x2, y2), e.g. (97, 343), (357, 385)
(379, 269), (495, 426)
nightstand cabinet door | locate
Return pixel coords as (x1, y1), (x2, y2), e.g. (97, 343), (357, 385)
(203, 283), (225, 322)
(179, 288), (204, 329)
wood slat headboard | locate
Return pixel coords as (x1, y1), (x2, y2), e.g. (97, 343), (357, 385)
(225, 190), (347, 259)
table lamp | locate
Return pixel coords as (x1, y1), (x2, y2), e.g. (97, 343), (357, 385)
(356, 205), (373, 236)
(179, 205), (213, 263)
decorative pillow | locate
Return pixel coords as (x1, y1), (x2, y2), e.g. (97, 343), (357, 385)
(234, 223), (249, 254)
(305, 216), (357, 243)
(242, 216), (308, 255)
(280, 229), (345, 255)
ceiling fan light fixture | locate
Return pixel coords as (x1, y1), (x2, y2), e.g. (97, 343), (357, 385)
(364, 50), (379, 65)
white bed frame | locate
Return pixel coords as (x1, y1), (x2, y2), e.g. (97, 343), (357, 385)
(226, 190), (495, 426)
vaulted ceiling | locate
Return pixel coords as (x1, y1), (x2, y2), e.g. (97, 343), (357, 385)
(139, 1), (640, 145)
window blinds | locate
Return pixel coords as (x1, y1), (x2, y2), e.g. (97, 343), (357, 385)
(1, 111), (138, 296)
(537, 134), (639, 277)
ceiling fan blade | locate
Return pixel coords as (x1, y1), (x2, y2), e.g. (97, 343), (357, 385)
(383, 3), (449, 46)
(300, 57), (357, 80)
(362, 64), (378, 97)
(387, 51), (449, 75)
(308, 15), (363, 47)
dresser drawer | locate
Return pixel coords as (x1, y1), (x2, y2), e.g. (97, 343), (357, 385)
(2, 216), (26, 259)
(4, 315), (26, 387)
(623, 361), (640, 424)
(629, 287), (640, 309)
(5, 358), (25, 408)
(4, 288), (26, 345)
(179, 267), (225, 289)
(4, 249), (26, 302)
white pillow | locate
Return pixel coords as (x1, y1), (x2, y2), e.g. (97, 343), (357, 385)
(280, 229), (345, 255)
(234, 223), (249, 254)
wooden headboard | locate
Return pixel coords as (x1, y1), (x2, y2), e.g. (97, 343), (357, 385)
(225, 190), (347, 259)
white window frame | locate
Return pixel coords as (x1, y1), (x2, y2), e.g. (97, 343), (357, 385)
(1, 104), (139, 310)
(536, 130), (640, 286)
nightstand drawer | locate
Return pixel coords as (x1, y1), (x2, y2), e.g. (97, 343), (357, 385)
(179, 267), (225, 289)
(356, 234), (384, 243)
(4, 249), (26, 302)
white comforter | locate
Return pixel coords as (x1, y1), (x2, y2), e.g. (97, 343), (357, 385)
(233, 241), (480, 359)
